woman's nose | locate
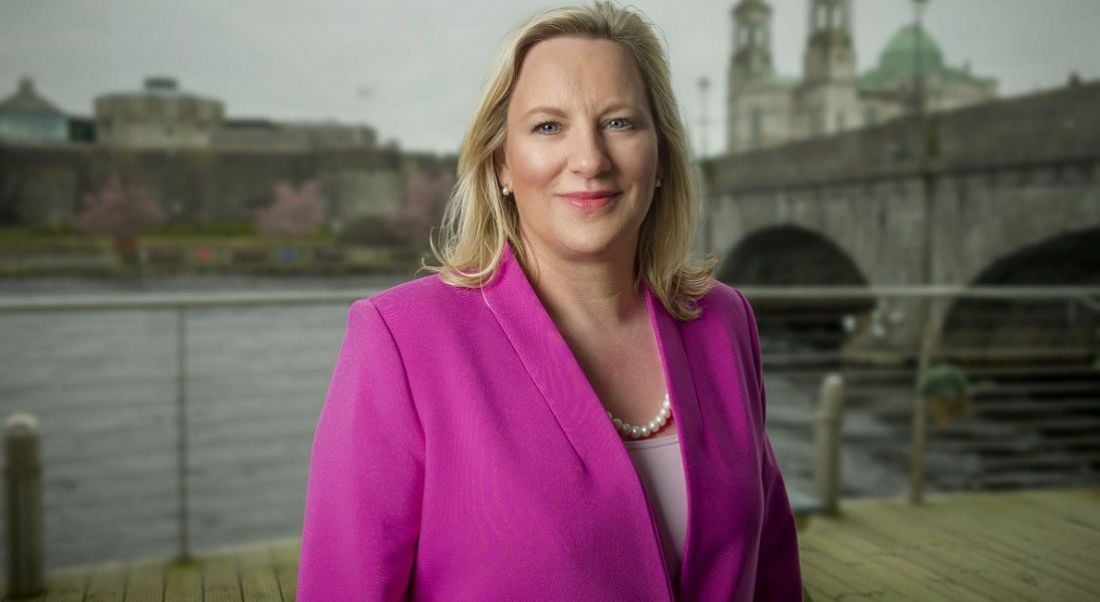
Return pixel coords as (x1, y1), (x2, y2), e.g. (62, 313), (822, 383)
(568, 127), (612, 178)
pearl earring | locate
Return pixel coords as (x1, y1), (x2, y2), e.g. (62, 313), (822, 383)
(502, 185), (511, 197)
(655, 178), (662, 188)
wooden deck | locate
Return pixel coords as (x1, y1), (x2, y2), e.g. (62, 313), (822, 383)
(5, 488), (1097, 601)
(799, 488), (1099, 601)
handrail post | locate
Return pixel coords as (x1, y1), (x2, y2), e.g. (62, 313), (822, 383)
(814, 374), (844, 515)
(4, 413), (45, 599)
(910, 298), (944, 503)
(175, 306), (192, 562)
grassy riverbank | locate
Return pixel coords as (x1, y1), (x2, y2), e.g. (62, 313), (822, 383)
(0, 226), (421, 277)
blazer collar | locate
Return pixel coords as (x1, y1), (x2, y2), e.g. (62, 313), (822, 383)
(481, 242), (703, 596)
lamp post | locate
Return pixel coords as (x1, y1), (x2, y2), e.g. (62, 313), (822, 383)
(909, 0), (937, 505)
(699, 76), (714, 253)
(698, 76), (711, 159)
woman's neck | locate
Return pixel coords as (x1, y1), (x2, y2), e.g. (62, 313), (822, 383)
(521, 242), (646, 329)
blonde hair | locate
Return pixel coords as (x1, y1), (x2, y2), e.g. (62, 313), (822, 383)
(424, 1), (714, 320)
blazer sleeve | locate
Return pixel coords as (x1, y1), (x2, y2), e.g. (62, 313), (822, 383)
(298, 299), (425, 601)
(737, 290), (804, 600)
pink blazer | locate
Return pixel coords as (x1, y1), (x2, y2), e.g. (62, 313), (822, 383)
(298, 244), (802, 601)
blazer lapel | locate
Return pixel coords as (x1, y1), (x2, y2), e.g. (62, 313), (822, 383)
(482, 243), (705, 599)
(644, 284), (706, 593)
(480, 243), (625, 466)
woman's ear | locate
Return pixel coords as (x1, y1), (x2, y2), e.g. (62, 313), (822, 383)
(494, 148), (511, 190)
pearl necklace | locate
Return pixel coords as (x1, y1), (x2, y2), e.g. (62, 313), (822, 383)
(607, 393), (672, 439)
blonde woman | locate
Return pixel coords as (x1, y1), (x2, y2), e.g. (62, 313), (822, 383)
(298, 2), (802, 599)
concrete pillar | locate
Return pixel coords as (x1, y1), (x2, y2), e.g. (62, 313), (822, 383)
(4, 413), (45, 598)
(814, 374), (845, 515)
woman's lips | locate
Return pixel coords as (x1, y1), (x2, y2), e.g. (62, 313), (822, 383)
(560, 191), (619, 210)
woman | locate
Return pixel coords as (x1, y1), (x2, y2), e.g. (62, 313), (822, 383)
(298, 2), (802, 600)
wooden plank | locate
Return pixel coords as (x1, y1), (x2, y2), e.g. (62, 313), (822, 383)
(163, 561), (202, 602)
(83, 561), (127, 602)
(801, 582), (836, 602)
(270, 538), (299, 602)
(888, 491), (1097, 579)
(44, 567), (87, 602)
(970, 497), (1098, 589)
(925, 491), (1097, 573)
(14, 490), (1095, 602)
(239, 545), (282, 602)
(202, 551), (242, 602)
(850, 499), (1084, 601)
(881, 495), (1097, 599)
(797, 547), (887, 601)
(1009, 488), (1100, 530)
(801, 514), (991, 601)
(800, 520), (936, 601)
(10, 567), (88, 602)
(124, 558), (166, 602)
(921, 492), (1096, 589)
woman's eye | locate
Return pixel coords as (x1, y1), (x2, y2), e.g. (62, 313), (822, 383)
(534, 122), (560, 134)
(607, 118), (634, 130)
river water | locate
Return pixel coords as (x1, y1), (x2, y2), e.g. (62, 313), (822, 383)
(0, 274), (863, 570)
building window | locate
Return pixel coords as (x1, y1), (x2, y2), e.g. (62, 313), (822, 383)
(751, 106), (764, 148)
(811, 106), (824, 136)
(865, 107), (878, 127)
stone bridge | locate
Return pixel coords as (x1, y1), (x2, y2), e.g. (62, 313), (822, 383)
(703, 81), (1100, 355)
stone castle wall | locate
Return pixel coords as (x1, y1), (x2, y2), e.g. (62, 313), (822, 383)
(0, 142), (455, 232)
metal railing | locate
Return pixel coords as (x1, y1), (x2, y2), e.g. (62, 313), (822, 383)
(1, 285), (1098, 571)
(743, 285), (1100, 504)
(1, 289), (364, 571)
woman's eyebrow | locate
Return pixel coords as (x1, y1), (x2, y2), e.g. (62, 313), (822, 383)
(521, 102), (644, 119)
(599, 101), (644, 115)
(522, 106), (568, 119)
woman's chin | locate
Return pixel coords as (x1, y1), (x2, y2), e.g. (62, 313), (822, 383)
(542, 232), (636, 264)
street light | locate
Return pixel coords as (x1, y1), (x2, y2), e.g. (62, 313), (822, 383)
(697, 76), (711, 159)
(912, 0), (929, 116)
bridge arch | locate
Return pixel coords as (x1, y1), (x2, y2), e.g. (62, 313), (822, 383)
(718, 224), (872, 348)
(941, 226), (1100, 356)
(718, 224), (869, 286)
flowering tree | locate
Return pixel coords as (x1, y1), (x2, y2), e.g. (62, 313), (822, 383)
(74, 174), (167, 262)
(391, 170), (455, 247)
(256, 179), (326, 237)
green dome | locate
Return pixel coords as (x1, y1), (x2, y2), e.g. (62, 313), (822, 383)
(861, 25), (945, 87)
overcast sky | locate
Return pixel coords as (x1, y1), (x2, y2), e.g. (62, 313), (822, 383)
(2, 0), (1098, 156)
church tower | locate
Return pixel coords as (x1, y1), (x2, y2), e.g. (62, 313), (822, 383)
(728, 0), (790, 154)
(803, 0), (856, 83)
(730, 0), (774, 86)
(798, 0), (859, 137)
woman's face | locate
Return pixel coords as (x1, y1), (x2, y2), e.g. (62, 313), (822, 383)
(497, 36), (660, 265)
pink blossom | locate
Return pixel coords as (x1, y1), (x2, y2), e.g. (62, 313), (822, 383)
(74, 174), (167, 240)
(256, 180), (326, 237)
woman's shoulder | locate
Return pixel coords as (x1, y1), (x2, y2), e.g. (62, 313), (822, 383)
(351, 273), (486, 331)
(694, 280), (755, 327)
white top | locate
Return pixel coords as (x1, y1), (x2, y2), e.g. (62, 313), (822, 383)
(623, 433), (688, 584)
